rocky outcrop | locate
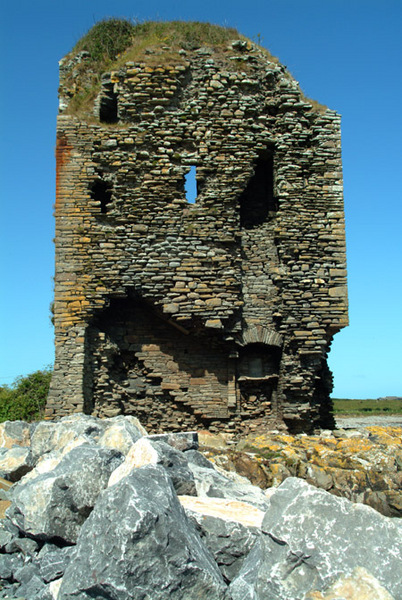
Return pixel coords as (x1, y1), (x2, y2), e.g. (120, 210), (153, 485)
(0, 415), (401, 599)
(200, 426), (402, 517)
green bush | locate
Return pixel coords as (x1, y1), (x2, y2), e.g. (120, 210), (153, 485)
(0, 368), (52, 423)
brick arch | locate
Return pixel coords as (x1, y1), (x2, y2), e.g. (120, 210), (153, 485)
(238, 325), (282, 348)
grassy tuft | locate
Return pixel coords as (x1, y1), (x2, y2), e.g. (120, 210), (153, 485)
(73, 18), (137, 64)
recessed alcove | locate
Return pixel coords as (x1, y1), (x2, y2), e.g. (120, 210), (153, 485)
(239, 150), (277, 228)
(99, 84), (118, 123)
(90, 179), (113, 214)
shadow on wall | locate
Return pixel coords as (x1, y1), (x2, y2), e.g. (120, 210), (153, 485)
(83, 298), (231, 426)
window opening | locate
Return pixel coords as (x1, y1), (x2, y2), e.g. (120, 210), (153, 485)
(239, 343), (281, 379)
(99, 84), (118, 123)
(90, 179), (113, 214)
(239, 150), (277, 228)
(184, 166), (197, 204)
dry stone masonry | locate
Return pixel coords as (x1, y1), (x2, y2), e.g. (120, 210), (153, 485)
(47, 23), (348, 434)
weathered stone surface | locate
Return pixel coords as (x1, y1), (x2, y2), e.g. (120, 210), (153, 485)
(30, 414), (106, 459)
(229, 477), (402, 599)
(58, 464), (228, 600)
(108, 437), (196, 495)
(7, 445), (123, 543)
(306, 567), (395, 600)
(0, 552), (24, 580)
(179, 496), (265, 529)
(0, 420), (31, 449)
(0, 446), (34, 482)
(188, 462), (270, 511)
(180, 496), (262, 583)
(97, 414), (146, 454)
(37, 545), (76, 583)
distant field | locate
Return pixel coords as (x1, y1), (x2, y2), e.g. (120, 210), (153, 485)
(333, 398), (402, 415)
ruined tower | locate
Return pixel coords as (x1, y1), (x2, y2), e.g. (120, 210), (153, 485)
(47, 21), (348, 433)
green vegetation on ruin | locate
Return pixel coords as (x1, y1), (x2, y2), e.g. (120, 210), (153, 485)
(72, 19), (246, 67)
(333, 397), (402, 416)
(64, 18), (326, 117)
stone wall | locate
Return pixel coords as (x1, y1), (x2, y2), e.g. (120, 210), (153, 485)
(47, 30), (348, 433)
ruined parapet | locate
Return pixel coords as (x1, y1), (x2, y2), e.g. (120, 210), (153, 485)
(47, 21), (348, 433)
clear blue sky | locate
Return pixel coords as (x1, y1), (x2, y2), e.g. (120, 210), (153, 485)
(1, 0), (401, 398)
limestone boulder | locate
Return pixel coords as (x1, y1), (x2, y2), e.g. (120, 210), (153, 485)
(0, 420), (32, 449)
(109, 437), (196, 495)
(30, 414), (106, 460)
(36, 544), (76, 583)
(180, 495), (263, 583)
(97, 414), (147, 454)
(188, 462), (270, 511)
(229, 477), (402, 599)
(58, 464), (228, 600)
(7, 445), (123, 543)
(0, 445), (34, 482)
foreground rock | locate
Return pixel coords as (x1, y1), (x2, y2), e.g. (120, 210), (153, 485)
(0, 414), (400, 599)
(229, 477), (402, 599)
(181, 496), (263, 583)
(8, 445), (123, 544)
(58, 465), (227, 600)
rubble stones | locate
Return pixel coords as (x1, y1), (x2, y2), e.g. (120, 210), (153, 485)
(0, 414), (400, 599)
(203, 425), (402, 517)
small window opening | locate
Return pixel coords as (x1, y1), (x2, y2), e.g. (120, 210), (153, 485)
(184, 166), (197, 204)
(239, 343), (281, 379)
(99, 84), (118, 123)
(90, 180), (113, 214)
(239, 150), (277, 229)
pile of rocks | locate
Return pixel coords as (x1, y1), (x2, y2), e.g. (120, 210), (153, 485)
(0, 415), (401, 599)
(199, 426), (402, 518)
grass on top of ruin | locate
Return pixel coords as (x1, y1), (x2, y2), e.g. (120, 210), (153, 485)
(65, 18), (327, 118)
(72, 19), (248, 71)
(65, 18), (281, 118)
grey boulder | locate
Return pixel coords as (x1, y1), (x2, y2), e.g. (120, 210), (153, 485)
(149, 439), (197, 495)
(187, 510), (261, 583)
(189, 462), (270, 511)
(30, 414), (106, 460)
(58, 464), (228, 600)
(7, 445), (123, 543)
(229, 477), (402, 599)
(0, 446), (34, 482)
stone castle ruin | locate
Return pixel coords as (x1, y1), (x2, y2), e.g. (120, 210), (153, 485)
(46, 21), (348, 434)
